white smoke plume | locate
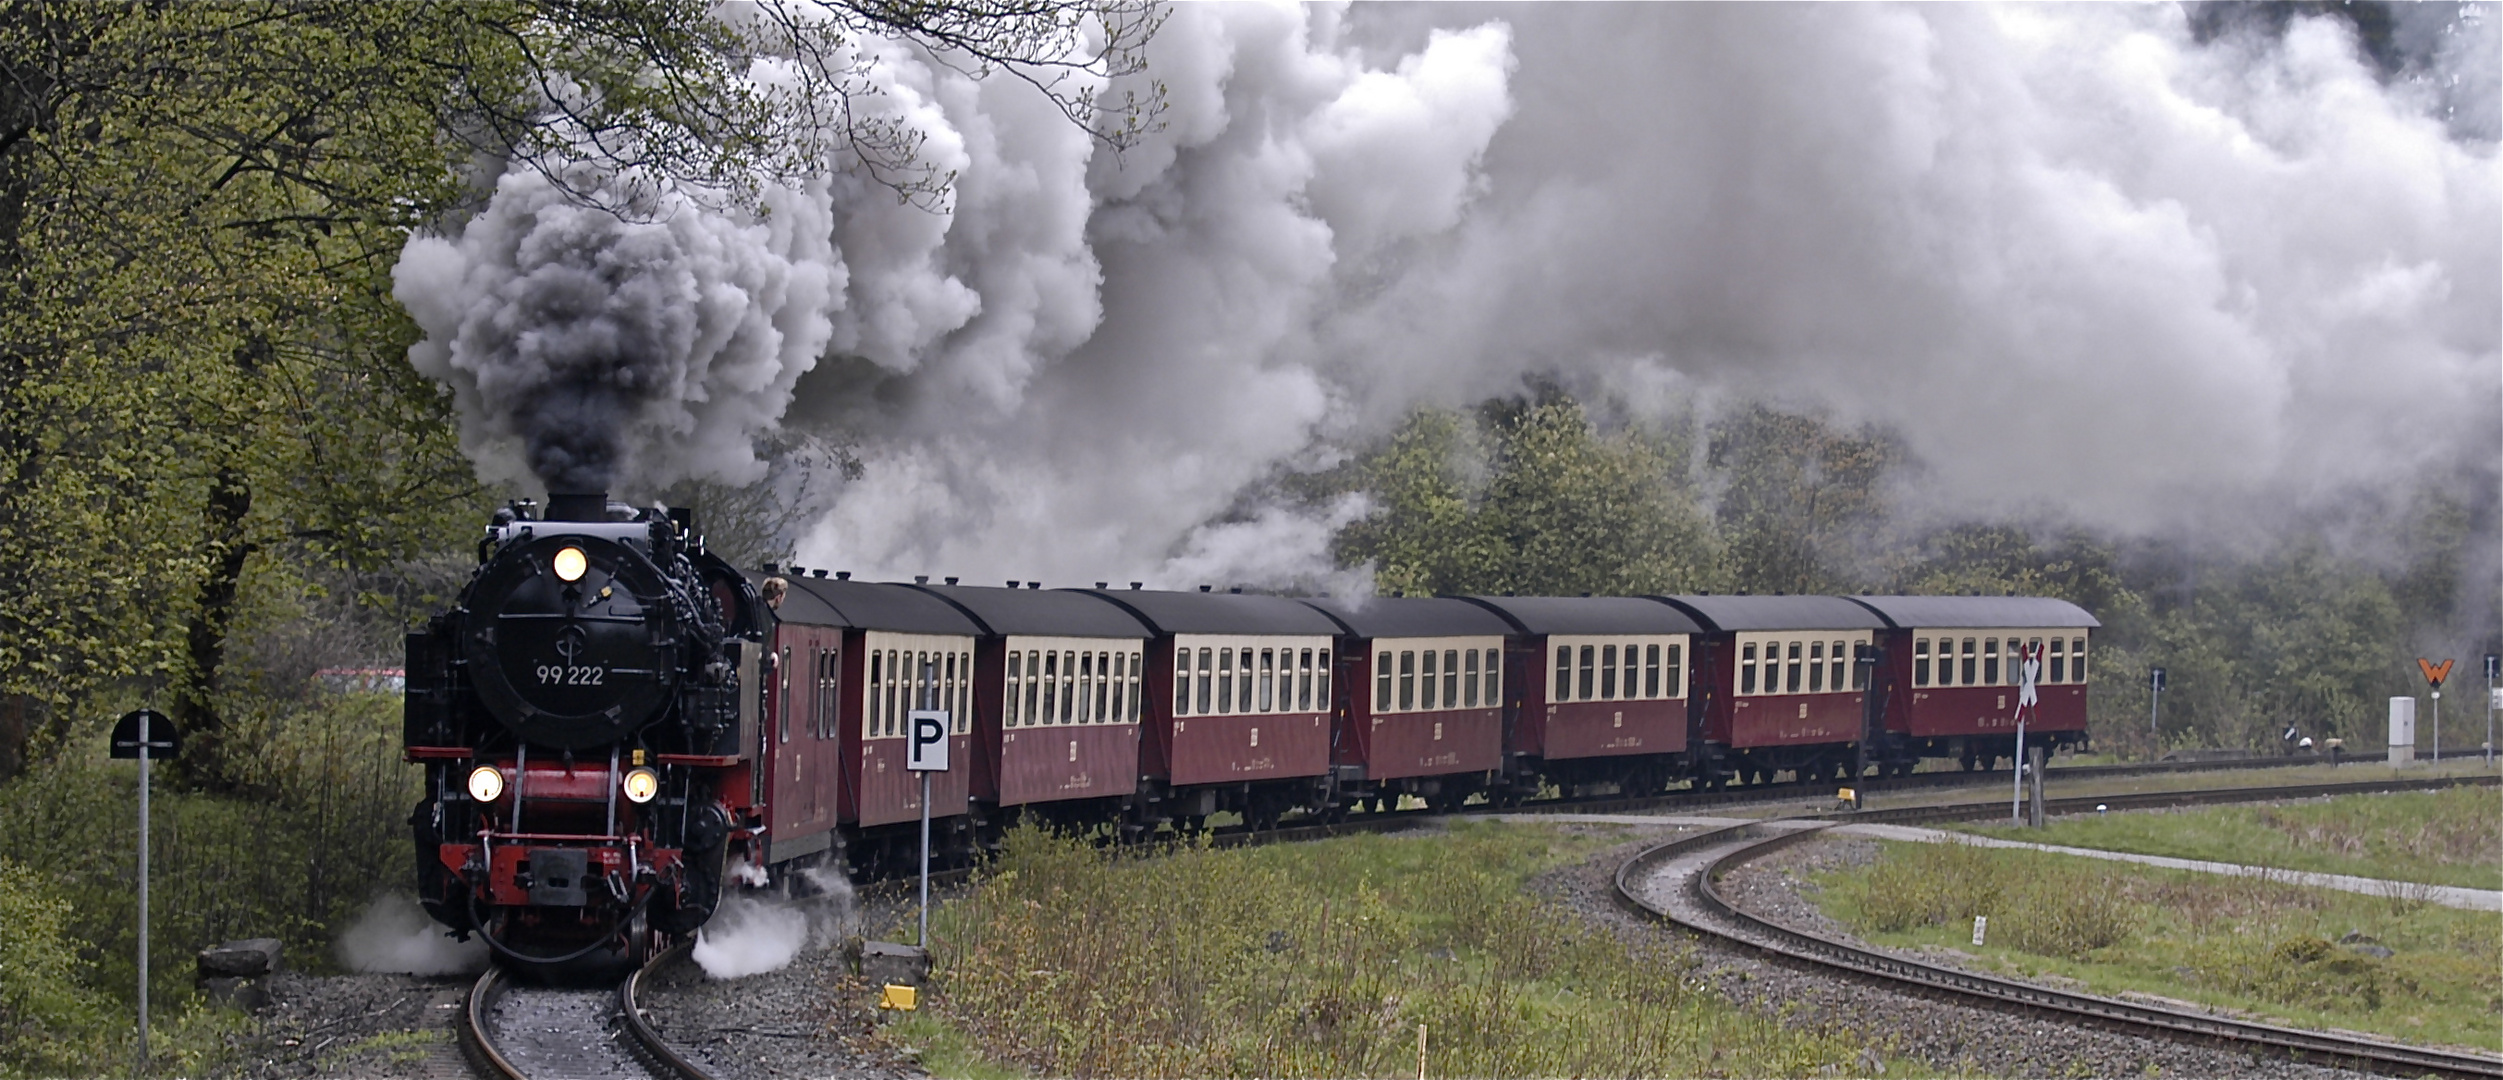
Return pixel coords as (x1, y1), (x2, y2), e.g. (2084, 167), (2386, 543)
(337, 893), (488, 976)
(689, 858), (858, 979)
(397, 3), (2497, 590)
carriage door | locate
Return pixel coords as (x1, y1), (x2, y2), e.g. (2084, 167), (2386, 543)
(805, 637), (842, 830)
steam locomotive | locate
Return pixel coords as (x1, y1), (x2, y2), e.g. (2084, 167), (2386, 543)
(402, 492), (766, 965)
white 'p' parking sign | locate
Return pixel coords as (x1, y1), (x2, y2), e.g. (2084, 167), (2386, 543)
(907, 710), (951, 772)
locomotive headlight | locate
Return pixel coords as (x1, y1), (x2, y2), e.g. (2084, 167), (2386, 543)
(622, 767), (660, 803)
(466, 765), (505, 803)
(552, 545), (588, 582)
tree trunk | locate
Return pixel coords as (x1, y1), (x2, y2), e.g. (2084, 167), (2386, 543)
(176, 464), (256, 793)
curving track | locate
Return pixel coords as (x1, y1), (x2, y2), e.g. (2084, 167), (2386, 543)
(461, 945), (721, 1080)
(1613, 775), (2503, 1080)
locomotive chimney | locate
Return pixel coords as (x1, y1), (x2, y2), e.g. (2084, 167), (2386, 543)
(548, 491), (609, 522)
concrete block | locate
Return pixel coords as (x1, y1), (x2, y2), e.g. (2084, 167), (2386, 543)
(197, 938), (283, 979)
(858, 941), (930, 987)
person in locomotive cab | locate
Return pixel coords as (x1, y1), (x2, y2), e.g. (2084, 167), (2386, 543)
(761, 576), (788, 610)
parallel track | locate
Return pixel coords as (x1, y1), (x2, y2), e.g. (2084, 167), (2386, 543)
(460, 945), (720, 1080)
(1613, 773), (2503, 1079)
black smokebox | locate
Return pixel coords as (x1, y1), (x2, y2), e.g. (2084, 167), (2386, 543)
(547, 492), (611, 522)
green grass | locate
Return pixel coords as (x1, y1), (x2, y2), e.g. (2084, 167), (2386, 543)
(911, 821), (1901, 1078)
(1954, 787), (2503, 890)
(1812, 840), (2503, 1053)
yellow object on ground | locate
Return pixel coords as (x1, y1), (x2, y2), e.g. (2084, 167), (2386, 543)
(879, 984), (919, 1011)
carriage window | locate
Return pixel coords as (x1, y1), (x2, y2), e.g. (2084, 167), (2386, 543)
(2071, 638), (2087, 681)
(1808, 642), (1825, 693)
(776, 646), (793, 743)
(1298, 650), (1314, 711)
(1665, 643), (1682, 698)
(1850, 643), (1868, 690)
(1741, 643), (1758, 695)
(1038, 651), (1057, 724)
(1599, 644), (1618, 700)
(1783, 642), (1801, 693)
(1188, 648), (1207, 714)
(1237, 650), (1253, 715)
(1960, 638), (1978, 685)
(1131, 652), (1144, 720)
(944, 652), (958, 729)
(1982, 638), (1999, 685)
(1400, 650), (1417, 711)
(1109, 653), (1125, 723)
(1101, 652), (1115, 722)
(1554, 647), (1571, 702)
(1443, 649), (1460, 709)
(1578, 645), (1597, 701)
(1641, 644), (1658, 698)
(1913, 639), (1930, 687)
(1009, 653), (1026, 726)
(1083, 652), (1098, 722)
(1464, 649), (1481, 707)
(1483, 649), (1500, 707)
(1213, 648), (1231, 713)
(1420, 649), (1437, 710)
(1830, 641), (1846, 693)
(1315, 651), (1330, 711)
(1258, 649), (1275, 712)
(1621, 644), (1638, 701)
(1376, 652), (1393, 711)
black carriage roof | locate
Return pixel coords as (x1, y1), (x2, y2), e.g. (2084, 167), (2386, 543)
(1074, 588), (1342, 636)
(1451, 595), (1704, 636)
(910, 583), (1152, 638)
(746, 572), (982, 635)
(1650, 595), (1889, 632)
(1300, 596), (1518, 639)
(1847, 595), (2101, 629)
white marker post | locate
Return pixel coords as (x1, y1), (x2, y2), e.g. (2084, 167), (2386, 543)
(109, 709), (177, 1072)
(2013, 646), (2040, 826)
(905, 708), (951, 948)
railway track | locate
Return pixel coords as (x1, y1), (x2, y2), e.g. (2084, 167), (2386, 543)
(1613, 773), (2503, 1080)
(460, 944), (720, 1080)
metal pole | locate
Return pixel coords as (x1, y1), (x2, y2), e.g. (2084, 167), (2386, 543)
(2028, 744), (2046, 828)
(918, 771), (931, 948)
(137, 719), (149, 1073)
(2486, 672), (2494, 766)
(2012, 716), (2025, 826)
(2431, 690), (2440, 764)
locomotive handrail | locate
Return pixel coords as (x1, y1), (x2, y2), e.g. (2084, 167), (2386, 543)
(1610, 804), (2503, 1079)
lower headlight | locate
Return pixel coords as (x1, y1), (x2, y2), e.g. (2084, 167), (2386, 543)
(466, 765), (505, 803)
(622, 767), (660, 803)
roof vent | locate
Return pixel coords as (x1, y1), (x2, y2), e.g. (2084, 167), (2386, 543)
(1007, 580), (1020, 588)
(835, 571), (851, 580)
(1737, 590), (1750, 596)
(945, 576), (959, 585)
(1199, 585), (1212, 592)
(1129, 582), (1143, 590)
(1580, 592), (1592, 597)
(763, 562), (781, 575)
(812, 569), (828, 578)
(1027, 582), (1040, 590)
(1774, 591), (1785, 596)
(1318, 591), (1331, 598)
(915, 575), (929, 584)
(1096, 581), (1108, 589)
(790, 566), (806, 576)
(2004, 588), (2015, 596)
(1229, 587), (1242, 594)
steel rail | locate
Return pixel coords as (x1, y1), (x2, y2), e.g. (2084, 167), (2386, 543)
(618, 943), (719, 1080)
(1611, 777), (2503, 1080)
(457, 966), (524, 1080)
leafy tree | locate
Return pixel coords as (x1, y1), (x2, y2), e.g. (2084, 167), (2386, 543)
(1706, 405), (1898, 595)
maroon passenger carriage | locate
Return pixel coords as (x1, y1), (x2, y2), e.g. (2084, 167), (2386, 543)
(1452, 596), (1701, 800)
(908, 581), (1151, 836)
(748, 569), (982, 878)
(1301, 597), (1513, 814)
(1655, 594), (1888, 786)
(1079, 586), (1340, 831)
(1846, 595), (2098, 772)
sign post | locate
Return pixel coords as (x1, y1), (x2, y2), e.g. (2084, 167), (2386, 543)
(905, 707), (951, 948)
(109, 709), (177, 1071)
(2013, 643), (2040, 826)
(2484, 654), (2498, 765)
(2147, 666), (2167, 749)
(2417, 659), (2452, 764)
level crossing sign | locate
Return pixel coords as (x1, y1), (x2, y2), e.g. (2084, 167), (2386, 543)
(907, 710), (950, 772)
